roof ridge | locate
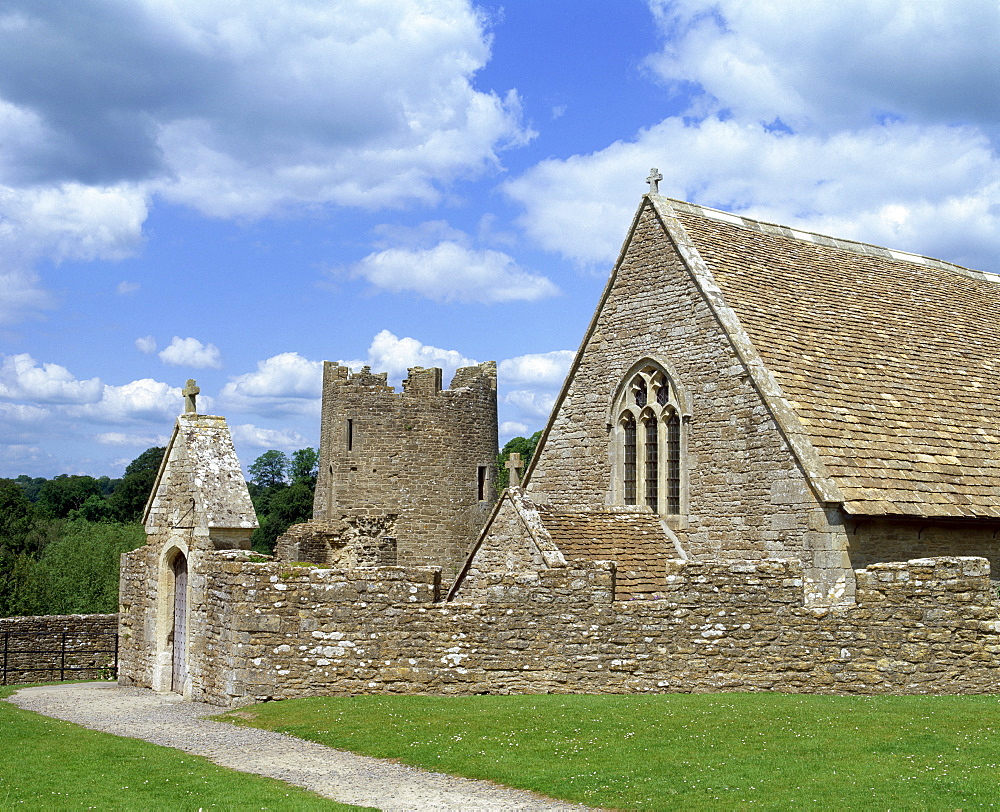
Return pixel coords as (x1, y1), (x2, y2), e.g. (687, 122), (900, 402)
(664, 197), (1000, 284)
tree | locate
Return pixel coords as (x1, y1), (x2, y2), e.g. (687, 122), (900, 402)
(248, 450), (289, 489)
(251, 481), (314, 555)
(0, 478), (36, 554)
(25, 520), (145, 615)
(36, 475), (103, 519)
(495, 430), (543, 492)
(289, 447), (319, 487)
(109, 446), (166, 523)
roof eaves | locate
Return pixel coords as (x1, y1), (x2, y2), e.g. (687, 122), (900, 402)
(648, 194), (846, 506)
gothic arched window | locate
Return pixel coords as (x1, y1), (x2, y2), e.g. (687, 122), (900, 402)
(612, 362), (686, 517)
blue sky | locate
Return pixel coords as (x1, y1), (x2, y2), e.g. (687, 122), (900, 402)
(1, 0), (998, 478)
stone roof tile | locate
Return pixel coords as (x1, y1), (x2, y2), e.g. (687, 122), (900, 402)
(668, 202), (1000, 519)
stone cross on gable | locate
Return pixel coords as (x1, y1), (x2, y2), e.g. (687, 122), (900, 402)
(646, 167), (663, 195)
(183, 379), (200, 414)
(505, 452), (523, 488)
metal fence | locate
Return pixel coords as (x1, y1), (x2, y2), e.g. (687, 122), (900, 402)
(1, 630), (118, 685)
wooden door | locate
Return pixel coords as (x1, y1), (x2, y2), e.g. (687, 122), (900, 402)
(171, 554), (188, 693)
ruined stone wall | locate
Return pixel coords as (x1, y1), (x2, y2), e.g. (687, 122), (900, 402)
(313, 362), (498, 578)
(847, 518), (1000, 577)
(526, 203), (851, 601)
(189, 554), (1000, 707)
(0, 613), (118, 684)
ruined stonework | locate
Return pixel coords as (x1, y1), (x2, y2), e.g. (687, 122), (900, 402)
(118, 413), (258, 698)
(275, 517), (398, 567)
(312, 361), (498, 577)
(167, 554), (1000, 707)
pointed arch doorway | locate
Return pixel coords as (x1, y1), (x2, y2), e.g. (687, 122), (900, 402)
(170, 552), (188, 693)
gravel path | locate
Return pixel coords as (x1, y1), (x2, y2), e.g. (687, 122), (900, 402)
(7, 682), (594, 812)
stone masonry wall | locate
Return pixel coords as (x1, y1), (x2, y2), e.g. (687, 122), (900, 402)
(847, 518), (1000, 578)
(0, 613), (118, 684)
(527, 202), (852, 602)
(189, 553), (1000, 707)
(313, 362), (498, 579)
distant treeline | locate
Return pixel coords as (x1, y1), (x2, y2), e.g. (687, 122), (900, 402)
(0, 446), (319, 618)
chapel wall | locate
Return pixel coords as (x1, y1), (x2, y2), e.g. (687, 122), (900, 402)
(191, 554), (1000, 707)
(527, 203), (850, 600)
(846, 519), (1000, 579)
(313, 362), (498, 579)
(456, 498), (553, 601)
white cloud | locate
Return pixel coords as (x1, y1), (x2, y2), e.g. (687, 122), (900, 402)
(135, 335), (157, 354)
(499, 420), (528, 437)
(231, 424), (310, 451)
(0, 353), (103, 404)
(0, 183), (148, 266)
(505, 1), (1000, 274)
(221, 352), (323, 416)
(508, 118), (1000, 271)
(158, 336), (223, 369)
(341, 330), (479, 386)
(498, 350), (574, 387)
(0, 0), (533, 322)
(72, 379), (186, 423)
(117, 281), (140, 295)
(505, 389), (557, 419)
(350, 241), (558, 303)
(96, 431), (169, 447)
(645, 0), (1000, 135)
(0, 1), (531, 218)
(0, 269), (53, 325)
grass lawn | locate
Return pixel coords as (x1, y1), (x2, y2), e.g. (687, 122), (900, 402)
(220, 692), (1000, 811)
(0, 685), (368, 811)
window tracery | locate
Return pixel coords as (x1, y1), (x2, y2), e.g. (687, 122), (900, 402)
(612, 362), (686, 517)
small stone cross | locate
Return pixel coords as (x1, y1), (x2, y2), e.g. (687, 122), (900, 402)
(646, 167), (663, 195)
(183, 379), (200, 414)
(505, 452), (523, 488)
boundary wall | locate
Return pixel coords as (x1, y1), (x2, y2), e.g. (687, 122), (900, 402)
(139, 554), (1000, 707)
(0, 614), (118, 684)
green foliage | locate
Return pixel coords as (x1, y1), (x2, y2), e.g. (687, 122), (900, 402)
(289, 447), (319, 487)
(0, 478), (36, 553)
(108, 446), (165, 523)
(495, 430), (543, 492)
(0, 685), (359, 810)
(249, 449), (289, 489)
(252, 482), (314, 555)
(14, 475), (45, 502)
(21, 521), (145, 615)
(223, 693), (1000, 811)
(37, 475), (103, 519)
(247, 448), (317, 555)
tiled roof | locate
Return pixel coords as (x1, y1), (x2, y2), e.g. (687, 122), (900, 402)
(538, 506), (669, 599)
(667, 200), (1000, 519)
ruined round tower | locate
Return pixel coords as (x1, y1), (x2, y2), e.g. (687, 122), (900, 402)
(307, 361), (498, 577)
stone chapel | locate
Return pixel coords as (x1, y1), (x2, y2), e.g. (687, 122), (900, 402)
(457, 183), (1000, 605)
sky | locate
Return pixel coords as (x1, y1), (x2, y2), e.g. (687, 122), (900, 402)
(1, 0), (998, 479)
